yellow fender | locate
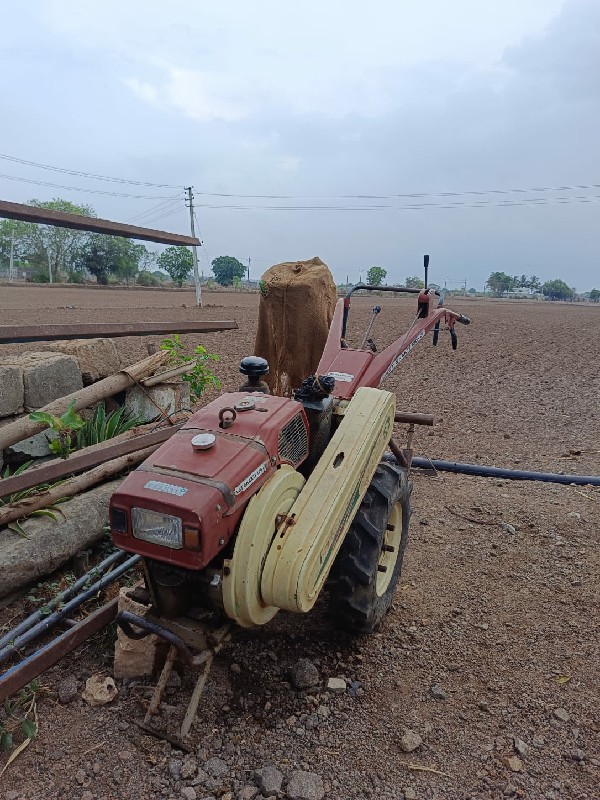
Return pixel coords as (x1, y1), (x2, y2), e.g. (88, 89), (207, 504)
(222, 465), (305, 627)
(261, 387), (395, 613)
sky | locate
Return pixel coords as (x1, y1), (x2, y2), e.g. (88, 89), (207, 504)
(1, 0), (599, 290)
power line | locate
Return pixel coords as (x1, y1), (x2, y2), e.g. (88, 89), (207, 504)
(126, 195), (182, 223)
(192, 182), (600, 200)
(191, 194), (600, 212)
(0, 172), (176, 200)
(0, 152), (180, 188)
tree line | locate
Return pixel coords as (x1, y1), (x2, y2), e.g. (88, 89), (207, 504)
(487, 271), (599, 301)
(0, 198), (250, 288)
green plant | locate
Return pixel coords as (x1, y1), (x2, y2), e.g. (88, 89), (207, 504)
(76, 403), (140, 449)
(259, 279), (268, 297)
(29, 400), (85, 459)
(0, 462), (66, 538)
(0, 680), (39, 762)
(160, 335), (221, 401)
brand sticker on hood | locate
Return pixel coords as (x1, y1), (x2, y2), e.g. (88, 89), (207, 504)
(234, 461), (269, 495)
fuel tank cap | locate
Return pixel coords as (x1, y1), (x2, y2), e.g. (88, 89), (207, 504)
(191, 433), (216, 451)
(235, 397), (255, 412)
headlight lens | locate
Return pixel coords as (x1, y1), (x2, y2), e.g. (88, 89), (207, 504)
(131, 508), (183, 549)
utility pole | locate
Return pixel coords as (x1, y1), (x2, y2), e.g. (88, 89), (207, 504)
(185, 187), (201, 307)
(247, 257), (251, 285)
(8, 227), (15, 283)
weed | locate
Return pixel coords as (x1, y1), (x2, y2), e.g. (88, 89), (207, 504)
(29, 399), (85, 459)
(76, 402), (140, 449)
(160, 334), (221, 401)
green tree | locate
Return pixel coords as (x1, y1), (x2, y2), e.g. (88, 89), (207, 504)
(366, 266), (387, 286)
(487, 271), (516, 296)
(405, 275), (425, 289)
(542, 279), (574, 301)
(211, 255), (246, 286)
(157, 246), (193, 287)
(589, 288), (600, 302)
(23, 198), (95, 283)
(529, 275), (541, 291)
(78, 234), (145, 285)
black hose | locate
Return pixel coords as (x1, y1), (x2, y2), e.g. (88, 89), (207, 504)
(0, 549), (127, 651)
(396, 455), (600, 486)
(0, 554), (141, 665)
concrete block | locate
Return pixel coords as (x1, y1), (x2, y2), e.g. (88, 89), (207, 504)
(36, 338), (121, 384)
(113, 588), (161, 679)
(0, 365), (24, 418)
(0, 352), (83, 410)
(125, 381), (190, 423)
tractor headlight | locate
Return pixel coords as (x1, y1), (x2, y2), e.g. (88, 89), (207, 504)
(131, 508), (183, 550)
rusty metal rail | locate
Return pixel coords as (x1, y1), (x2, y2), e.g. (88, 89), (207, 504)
(0, 199), (200, 246)
(0, 320), (238, 343)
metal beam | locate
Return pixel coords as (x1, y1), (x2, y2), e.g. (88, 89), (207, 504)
(0, 320), (238, 343)
(0, 425), (182, 498)
(0, 199), (200, 246)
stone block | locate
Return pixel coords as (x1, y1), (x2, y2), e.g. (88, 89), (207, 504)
(113, 588), (161, 679)
(125, 381), (191, 423)
(0, 365), (24, 418)
(37, 338), (121, 383)
(0, 352), (83, 410)
(6, 428), (56, 459)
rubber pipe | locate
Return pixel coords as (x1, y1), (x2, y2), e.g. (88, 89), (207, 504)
(0, 554), (141, 665)
(0, 549), (126, 651)
(401, 456), (600, 486)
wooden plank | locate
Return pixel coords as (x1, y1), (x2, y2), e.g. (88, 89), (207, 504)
(0, 424), (182, 498)
(0, 598), (118, 702)
(0, 320), (238, 343)
(0, 199), (200, 246)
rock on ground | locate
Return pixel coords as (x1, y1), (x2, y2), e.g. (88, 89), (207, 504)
(290, 658), (320, 690)
(400, 731), (422, 753)
(254, 765), (283, 795)
(286, 770), (325, 800)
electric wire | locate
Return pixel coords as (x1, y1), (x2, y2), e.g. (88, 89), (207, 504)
(0, 152), (180, 188)
(0, 172), (176, 200)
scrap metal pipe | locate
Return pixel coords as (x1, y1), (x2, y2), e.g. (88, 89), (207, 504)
(404, 456), (600, 486)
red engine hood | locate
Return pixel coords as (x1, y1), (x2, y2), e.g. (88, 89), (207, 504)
(110, 392), (308, 570)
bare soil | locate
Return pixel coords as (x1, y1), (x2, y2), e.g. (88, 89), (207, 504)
(0, 286), (598, 800)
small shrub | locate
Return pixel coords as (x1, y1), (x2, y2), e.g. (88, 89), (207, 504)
(160, 335), (220, 401)
(137, 270), (160, 287)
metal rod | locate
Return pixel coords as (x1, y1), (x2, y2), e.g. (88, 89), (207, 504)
(0, 549), (126, 650)
(0, 555), (141, 665)
(0, 320), (238, 344)
(0, 598), (118, 703)
(0, 199), (200, 246)
(395, 412), (434, 426)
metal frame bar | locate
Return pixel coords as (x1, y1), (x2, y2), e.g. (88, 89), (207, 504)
(0, 199), (200, 246)
(0, 320), (238, 343)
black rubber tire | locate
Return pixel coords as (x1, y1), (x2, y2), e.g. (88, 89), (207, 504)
(327, 461), (412, 634)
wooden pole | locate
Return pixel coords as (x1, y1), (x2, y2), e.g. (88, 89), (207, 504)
(0, 351), (169, 452)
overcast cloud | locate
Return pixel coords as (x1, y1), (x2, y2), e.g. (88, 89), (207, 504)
(1, 0), (599, 289)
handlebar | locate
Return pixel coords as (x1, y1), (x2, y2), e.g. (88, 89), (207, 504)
(456, 314), (470, 325)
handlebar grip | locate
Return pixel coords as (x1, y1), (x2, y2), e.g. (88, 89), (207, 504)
(457, 314), (470, 325)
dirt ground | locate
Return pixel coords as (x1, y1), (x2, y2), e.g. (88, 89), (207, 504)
(0, 285), (598, 800)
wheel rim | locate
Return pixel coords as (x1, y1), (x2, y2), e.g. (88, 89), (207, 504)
(375, 501), (403, 596)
